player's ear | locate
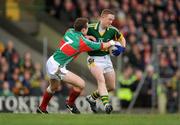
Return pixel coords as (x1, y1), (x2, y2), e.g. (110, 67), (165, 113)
(81, 28), (84, 32)
(81, 28), (86, 35)
(100, 15), (105, 19)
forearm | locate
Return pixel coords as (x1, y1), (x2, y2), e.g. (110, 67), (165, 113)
(85, 35), (96, 41)
(119, 37), (126, 47)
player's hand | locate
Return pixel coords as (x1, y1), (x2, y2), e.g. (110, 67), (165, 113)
(85, 35), (96, 41)
(109, 40), (115, 46)
(112, 45), (125, 56)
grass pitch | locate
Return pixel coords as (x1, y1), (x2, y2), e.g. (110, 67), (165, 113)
(0, 113), (180, 125)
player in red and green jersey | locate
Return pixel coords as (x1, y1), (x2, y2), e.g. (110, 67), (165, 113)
(86, 9), (126, 114)
(36, 17), (116, 114)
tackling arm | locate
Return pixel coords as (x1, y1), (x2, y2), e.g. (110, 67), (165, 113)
(80, 36), (115, 52)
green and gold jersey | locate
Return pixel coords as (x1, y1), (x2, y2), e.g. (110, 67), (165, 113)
(87, 22), (123, 56)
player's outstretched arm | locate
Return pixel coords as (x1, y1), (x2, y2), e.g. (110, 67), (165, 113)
(80, 36), (115, 52)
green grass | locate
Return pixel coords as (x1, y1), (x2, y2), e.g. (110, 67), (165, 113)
(0, 113), (180, 125)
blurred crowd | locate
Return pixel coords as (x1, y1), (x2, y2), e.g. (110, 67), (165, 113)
(45, 0), (180, 111)
(0, 41), (48, 96)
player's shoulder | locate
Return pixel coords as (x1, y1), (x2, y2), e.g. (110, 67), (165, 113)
(65, 28), (74, 34)
(88, 23), (98, 29)
(67, 28), (74, 32)
(109, 26), (120, 33)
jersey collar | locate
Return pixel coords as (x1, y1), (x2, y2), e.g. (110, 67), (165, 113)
(74, 30), (83, 35)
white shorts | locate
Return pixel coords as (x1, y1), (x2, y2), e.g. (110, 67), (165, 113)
(87, 55), (114, 73)
(46, 56), (68, 80)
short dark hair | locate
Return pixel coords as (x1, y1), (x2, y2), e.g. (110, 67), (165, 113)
(74, 18), (88, 31)
(101, 9), (115, 16)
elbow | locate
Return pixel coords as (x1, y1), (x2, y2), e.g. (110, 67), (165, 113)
(121, 38), (126, 47)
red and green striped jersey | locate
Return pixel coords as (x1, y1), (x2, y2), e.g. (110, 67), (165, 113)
(53, 28), (103, 66)
(87, 22), (122, 56)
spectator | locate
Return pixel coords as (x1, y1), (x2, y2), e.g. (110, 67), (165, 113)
(60, 0), (77, 26)
(127, 43), (145, 70)
(11, 67), (30, 96)
(0, 57), (11, 80)
(9, 53), (20, 72)
(117, 65), (140, 108)
(20, 51), (34, 74)
(2, 40), (18, 66)
(166, 69), (180, 113)
(8, 67), (20, 89)
(139, 65), (157, 107)
(29, 62), (44, 96)
(0, 81), (14, 96)
(45, 0), (62, 19)
(22, 70), (31, 93)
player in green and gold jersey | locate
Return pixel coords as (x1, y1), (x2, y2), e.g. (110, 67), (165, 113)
(86, 9), (126, 114)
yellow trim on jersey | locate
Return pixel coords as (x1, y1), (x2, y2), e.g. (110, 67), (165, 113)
(109, 26), (124, 42)
(119, 33), (124, 41)
(88, 23), (96, 27)
(94, 23), (98, 30)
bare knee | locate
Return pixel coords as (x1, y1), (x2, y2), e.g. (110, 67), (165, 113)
(79, 79), (85, 90)
(51, 84), (59, 91)
(74, 79), (85, 92)
(48, 79), (60, 92)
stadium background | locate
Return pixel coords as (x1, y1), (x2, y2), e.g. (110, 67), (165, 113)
(0, 0), (179, 117)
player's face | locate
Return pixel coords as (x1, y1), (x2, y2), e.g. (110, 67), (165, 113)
(101, 14), (115, 28)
